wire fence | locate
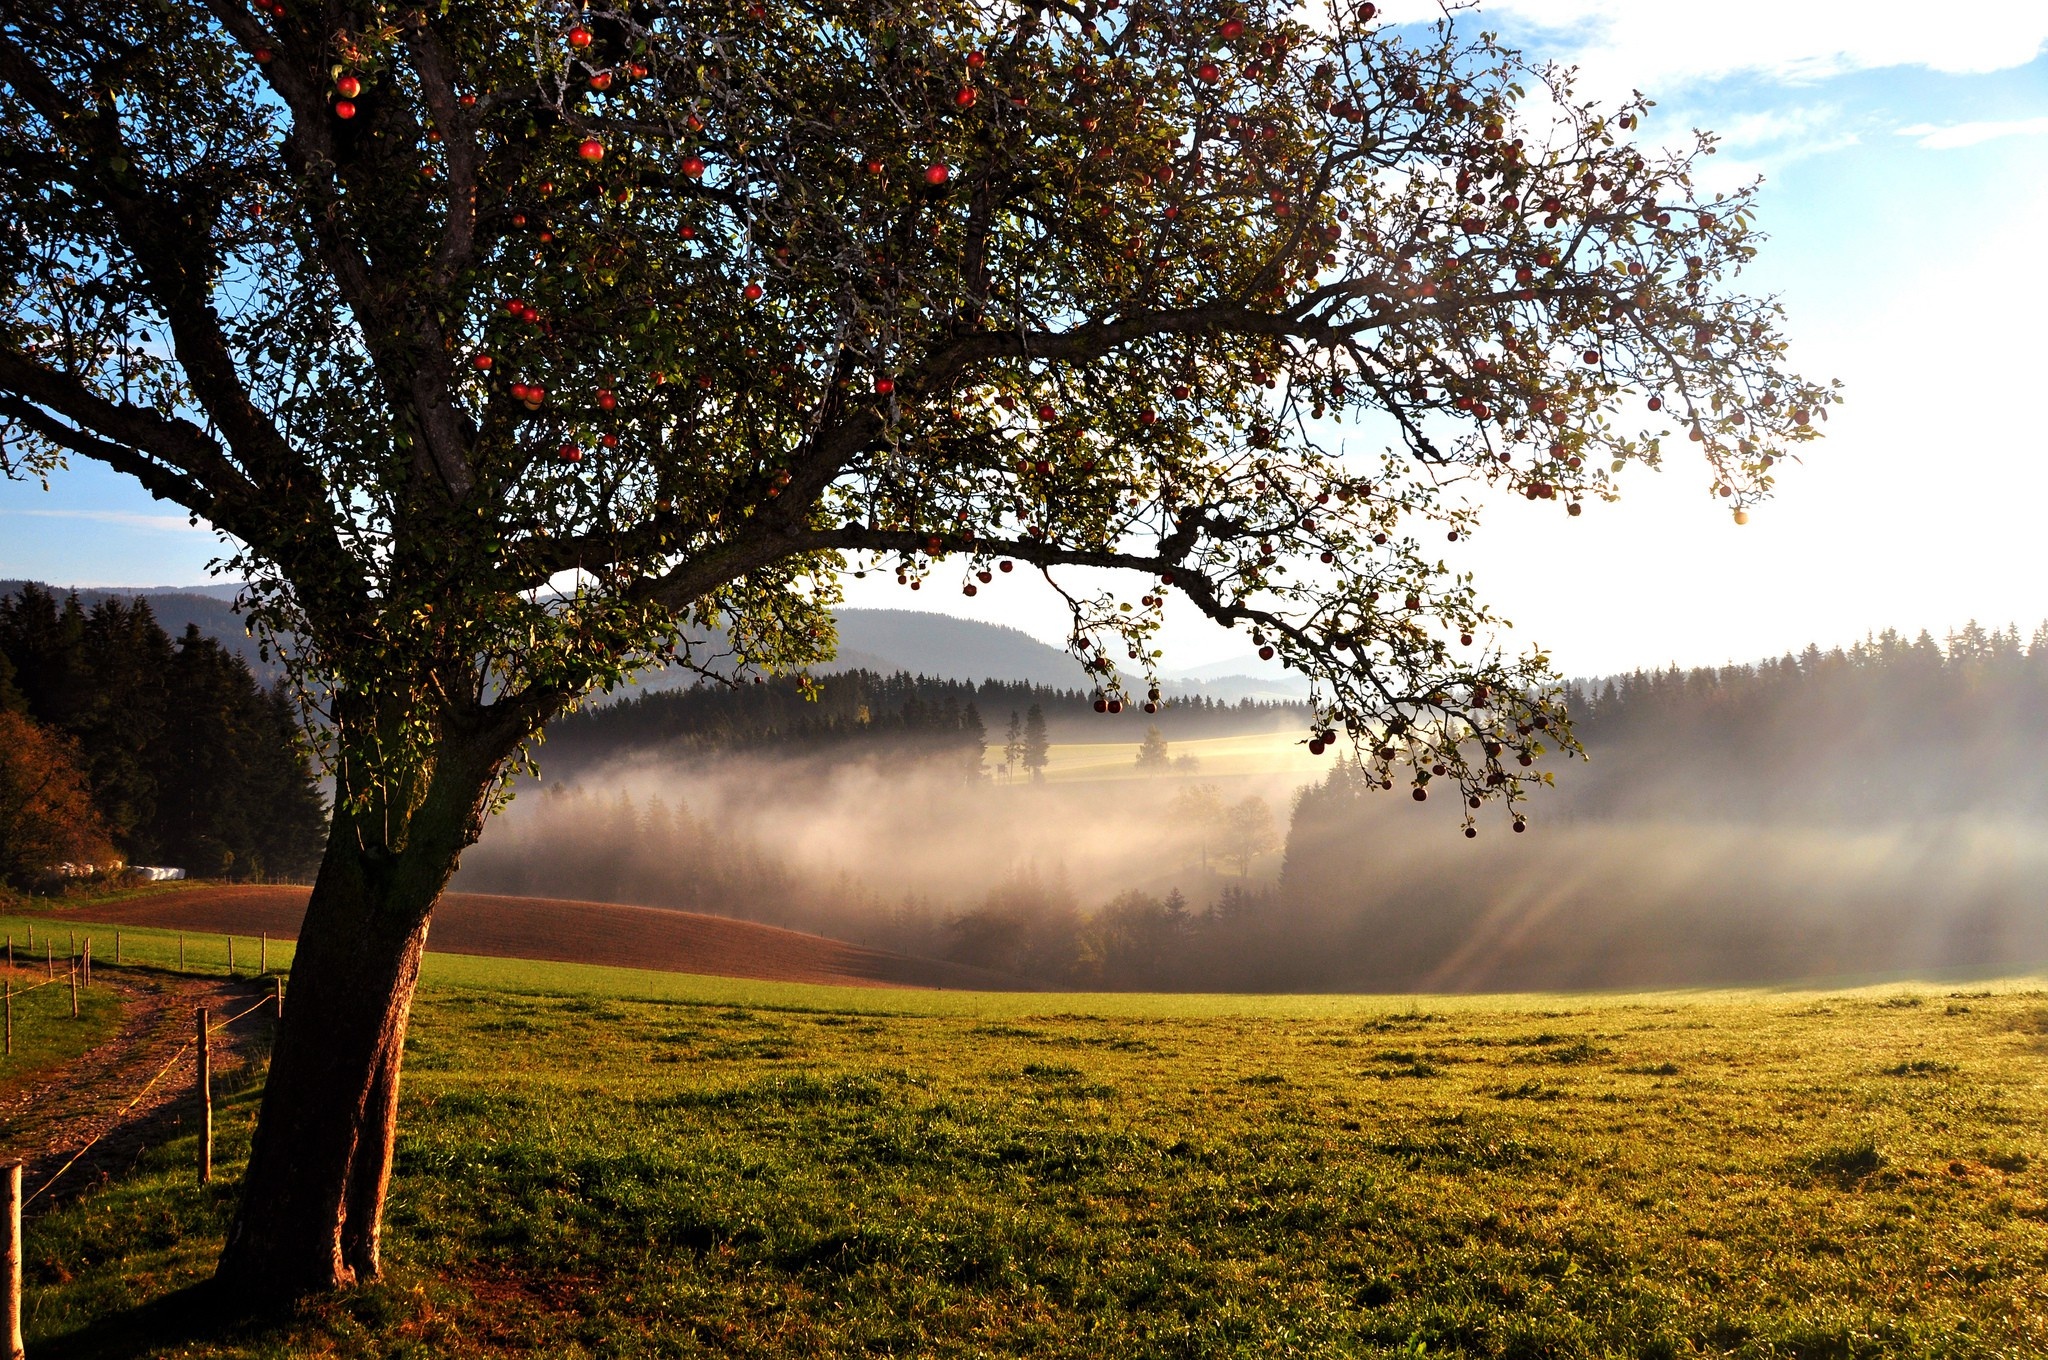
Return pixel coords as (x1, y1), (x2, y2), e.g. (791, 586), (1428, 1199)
(22, 992), (278, 1208)
(0, 932), (287, 1355)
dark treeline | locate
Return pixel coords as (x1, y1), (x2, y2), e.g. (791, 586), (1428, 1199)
(0, 584), (326, 883)
(1562, 620), (2048, 822)
(542, 668), (1303, 774)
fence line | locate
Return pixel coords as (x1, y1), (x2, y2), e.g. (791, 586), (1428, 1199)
(21, 991), (283, 1210)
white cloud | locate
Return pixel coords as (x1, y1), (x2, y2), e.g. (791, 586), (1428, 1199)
(0, 508), (208, 533)
(1896, 115), (2048, 149)
(1376, 1), (2048, 96)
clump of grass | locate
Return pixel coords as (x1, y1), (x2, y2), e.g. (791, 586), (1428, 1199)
(1018, 1061), (1082, 1079)
(1369, 1050), (1444, 1079)
(968, 1023), (1043, 1039)
(1516, 1036), (1610, 1065)
(1623, 1061), (1682, 1077)
(1803, 1138), (1888, 1184)
(1881, 1059), (1958, 1077)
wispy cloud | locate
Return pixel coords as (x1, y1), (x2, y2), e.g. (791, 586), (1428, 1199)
(0, 508), (211, 533)
(1373, 2), (2048, 97)
(1896, 116), (2048, 150)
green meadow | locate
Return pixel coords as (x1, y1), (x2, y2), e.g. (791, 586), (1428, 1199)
(8, 945), (2047, 1358)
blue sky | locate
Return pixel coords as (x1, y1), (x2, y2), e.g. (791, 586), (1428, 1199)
(5, 2), (2046, 676)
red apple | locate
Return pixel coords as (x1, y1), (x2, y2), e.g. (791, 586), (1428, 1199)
(336, 75), (361, 98)
(578, 139), (604, 161)
(999, 560), (1013, 572)
(472, 354), (493, 370)
(743, 283), (764, 300)
(683, 154), (706, 177)
(955, 87), (976, 107)
(334, 100), (357, 119)
(875, 377), (895, 394)
(589, 71), (613, 91)
(1197, 62), (1221, 82)
(568, 24), (592, 47)
(924, 162), (950, 185)
(967, 50), (986, 68)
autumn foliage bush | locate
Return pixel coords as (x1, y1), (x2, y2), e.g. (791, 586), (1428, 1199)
(0, 709), (114, 887)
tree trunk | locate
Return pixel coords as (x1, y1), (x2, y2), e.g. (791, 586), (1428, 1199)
(214, 718), (508, 1301)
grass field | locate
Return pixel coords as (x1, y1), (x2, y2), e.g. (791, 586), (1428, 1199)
(15, 961), (2048, 1358)
(0, 963), (122, 1103)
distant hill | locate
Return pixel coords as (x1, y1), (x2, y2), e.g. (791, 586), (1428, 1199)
(828, 609), (1090, 688)
(601, 607), (1106, 700)
(4, 581), (1296, 700)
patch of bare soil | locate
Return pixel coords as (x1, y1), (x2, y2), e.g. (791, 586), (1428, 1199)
(0, 967), (279, 1215)
(57, 887), (1025, 990)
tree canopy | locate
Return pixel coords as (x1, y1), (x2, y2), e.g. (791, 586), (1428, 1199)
(0, 0), (1831, 830)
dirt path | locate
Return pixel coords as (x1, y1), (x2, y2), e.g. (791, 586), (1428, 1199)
(0, 967), (279, 1214)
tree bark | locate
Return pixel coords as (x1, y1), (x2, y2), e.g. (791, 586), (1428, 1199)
(214, 717), (506, 1301)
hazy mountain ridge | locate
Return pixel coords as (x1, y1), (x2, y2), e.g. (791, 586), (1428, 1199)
(0, 580), (279, 684)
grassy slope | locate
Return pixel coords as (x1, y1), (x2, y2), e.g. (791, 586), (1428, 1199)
(16, 968), (2048, 1358)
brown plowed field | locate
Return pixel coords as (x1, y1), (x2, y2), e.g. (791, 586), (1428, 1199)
(58, 886), (1023, 991)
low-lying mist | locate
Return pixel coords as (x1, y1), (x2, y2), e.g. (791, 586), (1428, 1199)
(456, 627), (2048, 991)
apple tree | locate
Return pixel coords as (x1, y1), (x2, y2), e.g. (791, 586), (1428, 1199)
(0, 0), (1832, 1299)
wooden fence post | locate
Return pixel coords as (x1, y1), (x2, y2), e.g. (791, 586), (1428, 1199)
(4, 1162), (22, 1360)
(82, 937), (89, 987)
(260, 932), (267, 975)
(42, 942), (49, 980)
(69, 962), (78, 1020)
(273, 974), (284, 1020)
(114, 929), (120, 965)
(196, 1008), (212, 1184)
(178, 934), (185, 972)
(4, 982), (10, 1057)
(4, 937), (10, 970)
(226, 937), (234, 978)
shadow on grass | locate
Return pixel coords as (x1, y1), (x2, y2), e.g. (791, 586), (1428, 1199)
(28, 1278), (294, 1360)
